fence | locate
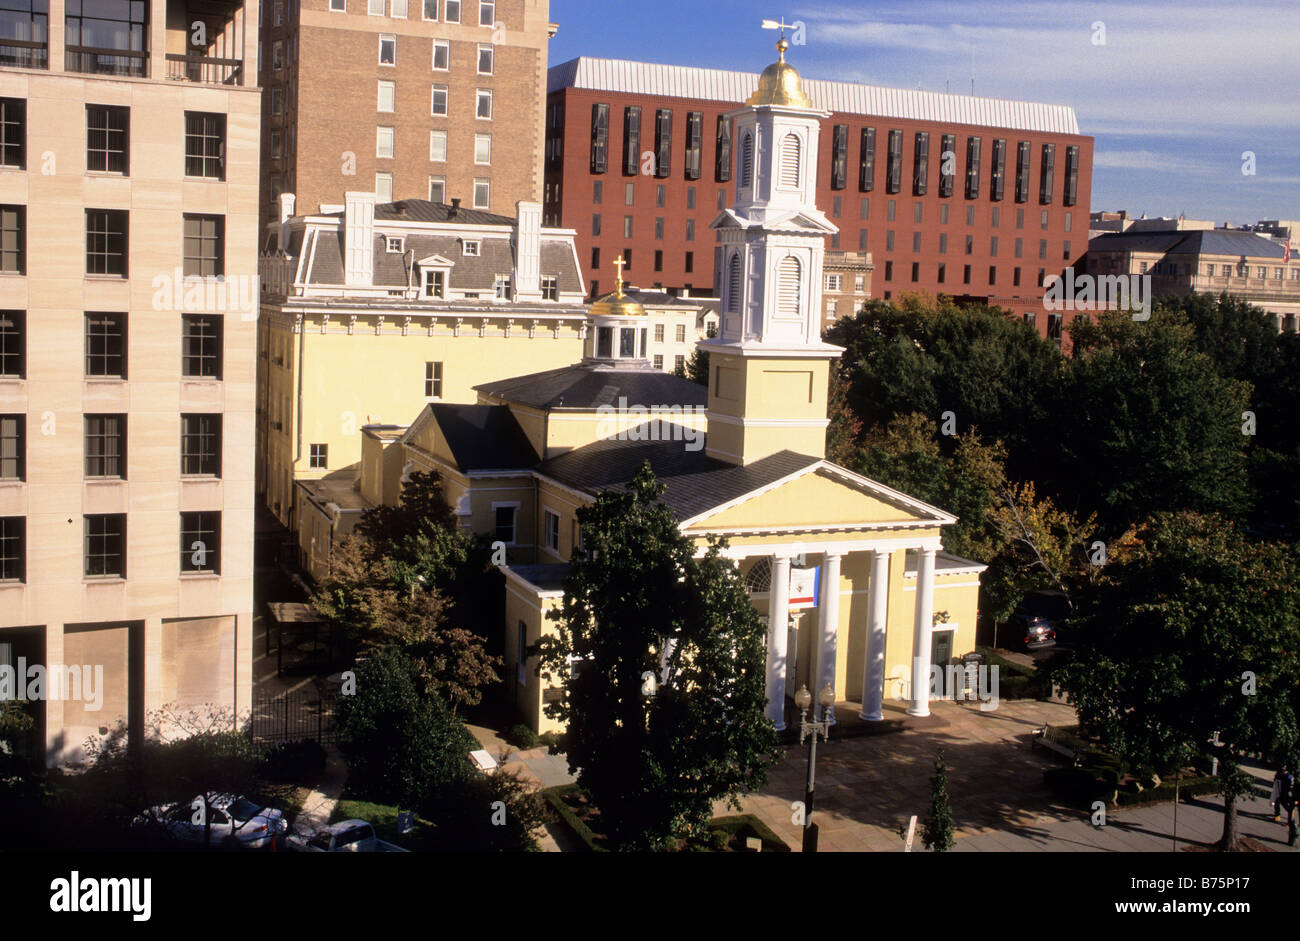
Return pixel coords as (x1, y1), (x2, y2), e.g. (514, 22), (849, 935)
(250, 691), (338, 746)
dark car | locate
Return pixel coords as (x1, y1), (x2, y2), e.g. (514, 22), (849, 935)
(1007, 612), (1057, 650)
(1004, 590), (1071, 650)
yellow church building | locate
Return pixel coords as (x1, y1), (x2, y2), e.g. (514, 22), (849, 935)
(316, 39), (987, 733)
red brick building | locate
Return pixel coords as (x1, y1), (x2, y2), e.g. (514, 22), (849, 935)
(544, 56), (1094, 331)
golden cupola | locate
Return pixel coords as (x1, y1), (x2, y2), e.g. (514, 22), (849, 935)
(746, 38), (813, 109)
(587, 256), (645, 319)
(585, 256), (651, 365)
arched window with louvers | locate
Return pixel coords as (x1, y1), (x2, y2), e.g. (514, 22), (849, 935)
(740, 132), (754, 188)
(776, 256), (802, 319)
(779, 133), (801, 189)
(727, 253), (742, 313)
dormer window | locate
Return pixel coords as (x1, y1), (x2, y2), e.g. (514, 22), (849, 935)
(385, 236), (404, 253)
(463, 240), (480, 256)
(493, 274), (512, 299)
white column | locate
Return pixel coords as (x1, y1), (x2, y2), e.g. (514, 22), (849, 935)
(815, 552), (842, 724)
(765, 554), (792, 731)
(908, 548), (937, 717)
(860, 549), (889, 720)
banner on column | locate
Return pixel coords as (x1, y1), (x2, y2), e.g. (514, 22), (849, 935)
(789, 566), (819, 609)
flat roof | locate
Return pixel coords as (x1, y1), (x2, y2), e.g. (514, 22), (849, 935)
(549, 56), (1082, 136)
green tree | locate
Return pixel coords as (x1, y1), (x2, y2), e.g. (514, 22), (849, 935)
(535, 463), (779, 850)
(673, 322), (715, 386)
(311, 470), (501, 709)
(922, 749), (955, 851)
(981, 480), (1099, 626)
(825, 295), (1064, 483)
(336, 647), (477, 809)
(1059, 310), (1252, 531)
(1056, 512), (1300, 850)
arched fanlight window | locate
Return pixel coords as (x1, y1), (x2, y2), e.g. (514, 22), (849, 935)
(727, 253), (742, 313)
(744, 557), (772, 593)
(779, 133), (801, 188)
(740, 132), (754, 188)
(776, 256), (801, 319)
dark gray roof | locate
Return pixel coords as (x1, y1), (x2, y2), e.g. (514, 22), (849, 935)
(303, 230), (583, 294)
(506, 563), (571, 592)
(619, 289), (700, 306)
(316, 199), (515, 227)
(476, 364), (708, 411)
(538, 440), (820, 521)
(426, 404), (539, 471)
(1088, 229), (1285, 258)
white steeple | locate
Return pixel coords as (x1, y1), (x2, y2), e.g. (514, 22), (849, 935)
(700, 38), (844, 467)
(710, 38), (840, 349)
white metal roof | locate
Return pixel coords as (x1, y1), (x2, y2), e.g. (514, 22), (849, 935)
(549, 57), (1081, 136)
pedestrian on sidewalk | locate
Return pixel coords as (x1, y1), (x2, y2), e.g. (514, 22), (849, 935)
(1273, 766), (1294, 821)
(1289, 774), (1299, 847)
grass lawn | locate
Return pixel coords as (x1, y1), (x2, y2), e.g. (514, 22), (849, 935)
(543, 784), (790, 851)
(329, 795), (440, 850)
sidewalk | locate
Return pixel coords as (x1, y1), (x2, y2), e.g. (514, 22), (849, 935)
(289, 746), (349, 836)
(954, 791), (1299, 852)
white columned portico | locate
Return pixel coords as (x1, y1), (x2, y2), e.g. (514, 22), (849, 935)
(860, 548), (890, 721)
(908, 548), (938, 717)
(766, 553), (793, 731)
(815, 551), (842, 724)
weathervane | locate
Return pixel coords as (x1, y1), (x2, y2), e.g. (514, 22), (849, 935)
(762, 17), (796, 60)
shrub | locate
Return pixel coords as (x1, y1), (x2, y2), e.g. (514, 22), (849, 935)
(337, 648), (476, 809)
(506, 724), (539, 750)
(261, 739), (327, 783)
(537, 730), (565, 755)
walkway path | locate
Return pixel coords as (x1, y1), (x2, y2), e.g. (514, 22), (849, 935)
(289, 746), (349, 836)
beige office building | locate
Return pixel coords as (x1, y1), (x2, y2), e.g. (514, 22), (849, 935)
(0, 0), (260, 764)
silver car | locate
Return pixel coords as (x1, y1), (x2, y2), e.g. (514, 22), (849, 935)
(136, 793), (288, 849)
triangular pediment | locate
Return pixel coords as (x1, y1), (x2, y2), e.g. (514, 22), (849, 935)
(416, 254), (455, 267)
(681, 462), (955, 534)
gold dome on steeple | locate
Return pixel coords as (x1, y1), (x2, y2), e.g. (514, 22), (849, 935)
(589, 255), (645, 318)
(747, 37), (813, 109)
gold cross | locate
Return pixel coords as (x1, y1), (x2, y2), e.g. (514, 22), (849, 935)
(612, 255), (626, 296)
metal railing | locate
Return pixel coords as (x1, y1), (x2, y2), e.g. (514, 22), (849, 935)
(250, 691), (338, 746)
(66, 44), (148, 77)
(0, 38), (48, 70)
(165, 52), (243, 86)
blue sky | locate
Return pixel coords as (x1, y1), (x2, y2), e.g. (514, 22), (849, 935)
(548, 0), (1300, 225)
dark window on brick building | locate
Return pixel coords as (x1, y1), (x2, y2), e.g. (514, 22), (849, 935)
(1064, 145), (1079, 207)
(653, 109), (672, 178)
(715, 115), (732, 182)
(830, 124), (848, 190)
(885, 129), (902, 194)
(858, 127), (875, 192)
(1040, 143), (1056, 204)
(622, 106), (640, 176)
(965, 136), (981, 199)
(589, 102), (609, 174)
(938, 134), (955, 198)
(1015, 141), (1031, 203)
(684, 111), (702, 180)
(990, 138), (1006, 201)
(913, 131), (928, 196)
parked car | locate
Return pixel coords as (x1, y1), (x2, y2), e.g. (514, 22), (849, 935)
(134, 793), (288, 849)
(288, 819), (410, 852)
(1007, 612), (1057, 650)
(1004, 590), (1071, 650)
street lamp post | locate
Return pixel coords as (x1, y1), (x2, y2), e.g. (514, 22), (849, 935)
(796, 682), (835, 853)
